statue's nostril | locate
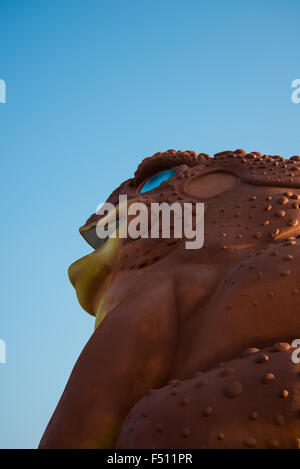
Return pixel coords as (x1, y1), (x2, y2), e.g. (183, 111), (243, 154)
(80, 218), (125, 250)
(81, 225), (108, 250)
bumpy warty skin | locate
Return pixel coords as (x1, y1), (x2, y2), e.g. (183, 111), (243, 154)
(39, 149), (300, 449)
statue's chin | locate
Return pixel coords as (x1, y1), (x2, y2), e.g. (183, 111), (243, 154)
(68, 235), (120, 316)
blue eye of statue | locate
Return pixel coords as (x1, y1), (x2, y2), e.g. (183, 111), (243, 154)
(140, 169), (176, 193)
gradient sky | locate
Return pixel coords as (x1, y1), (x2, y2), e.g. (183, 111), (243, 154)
(1, 0), (300, 448)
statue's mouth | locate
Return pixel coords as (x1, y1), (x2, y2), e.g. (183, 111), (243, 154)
(68, 209), (124, 323)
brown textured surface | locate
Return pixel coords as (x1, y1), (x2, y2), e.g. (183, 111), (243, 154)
(39, 148), (300, 449)
(117, 345), (300, 449)
(83, 148), (300, 227)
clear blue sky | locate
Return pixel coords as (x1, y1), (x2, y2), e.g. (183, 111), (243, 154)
(0, 0), (300, 448)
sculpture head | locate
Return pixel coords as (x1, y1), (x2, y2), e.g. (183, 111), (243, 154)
(69, 149), (300, 334)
